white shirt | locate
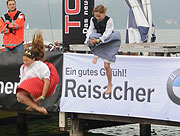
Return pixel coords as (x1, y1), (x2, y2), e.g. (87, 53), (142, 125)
(84, 17), (114, 44)
(19, 61), (50, 84)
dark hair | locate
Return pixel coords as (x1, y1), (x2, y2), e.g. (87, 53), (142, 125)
(24, 30), (45, 61)
(7, 0), (16, 5)
(93, 5), (107, 14)
(23, 49), (38, 60)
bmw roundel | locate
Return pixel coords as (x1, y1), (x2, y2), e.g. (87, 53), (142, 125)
(167, 69), (180, 105)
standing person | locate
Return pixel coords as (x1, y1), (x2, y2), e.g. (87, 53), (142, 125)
(16, 30), (59, 114)
(0, 0), (25, 52)
(84, 5), (121, 94)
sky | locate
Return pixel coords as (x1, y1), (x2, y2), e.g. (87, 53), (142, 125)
(0, 0), (179, 29)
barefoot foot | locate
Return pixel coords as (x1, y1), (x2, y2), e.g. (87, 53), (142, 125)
(35, 106), (48, 115)
(26, 106), (34, 112)
(92, 57), (98, 64)
(105, 84), (112, 95)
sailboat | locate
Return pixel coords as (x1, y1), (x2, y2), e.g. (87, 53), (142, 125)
(24, 22), (31, 47)
(26, 22), (30, 30)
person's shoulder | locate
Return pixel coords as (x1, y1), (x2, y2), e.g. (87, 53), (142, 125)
(107, 17), (114, 22)
(17, 11), (25, 16)
(33, 61), (47, 70)
(3, 12), (8, 16)
(92, 17), (97, 23)
(35, 61), (43, 65)
(0, 12), (8, 18)
(106, 16), (112, 20)
(20, 64), (24, 68)
(37, 61), (49, 68)
(17, 10), (23, 14)
(90, 17), (94, 21)
(20, 64), (25, 71)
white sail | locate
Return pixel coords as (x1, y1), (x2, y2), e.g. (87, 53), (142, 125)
(26, 22), (30, 30)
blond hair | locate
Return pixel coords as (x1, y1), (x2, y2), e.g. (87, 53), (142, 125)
(93, 5), (107, 14)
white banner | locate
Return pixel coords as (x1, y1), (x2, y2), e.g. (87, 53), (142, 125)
(60, 53), (180, 122)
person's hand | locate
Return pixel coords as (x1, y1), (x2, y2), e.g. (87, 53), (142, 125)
(9, 28), (13, 33)
(34, 97), (42, 104)
(6, 24), (9, 29)
(5, 21), (10, 24)
(5, 21), (10, 28)
(90, 38), (97, 46)
(84, 40), (88, 44)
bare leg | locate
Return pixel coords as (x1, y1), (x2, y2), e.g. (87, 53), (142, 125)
(17, 90), (48, 115)
(26, 106), (34, 111)
(104, 62), (113, 94)
(92, 56), (98, 64)
(35, 106), (48, 115)
(26, 101), (40, 112)
(26, 96), (40, 112)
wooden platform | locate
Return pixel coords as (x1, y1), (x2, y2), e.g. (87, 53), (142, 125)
(59, 111), (180, 136)
(69, 43), (180, 55)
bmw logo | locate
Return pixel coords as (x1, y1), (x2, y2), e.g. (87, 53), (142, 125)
(167, 69), (180, 105)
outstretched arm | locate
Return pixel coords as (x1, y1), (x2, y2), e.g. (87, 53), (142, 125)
(34, 78), (50, 103)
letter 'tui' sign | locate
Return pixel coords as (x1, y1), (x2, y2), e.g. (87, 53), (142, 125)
(63, 0), (94, 50)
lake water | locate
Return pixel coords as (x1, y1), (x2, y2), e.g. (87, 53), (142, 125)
(1, 29), (180, 46)
(1, 115), (180, 136)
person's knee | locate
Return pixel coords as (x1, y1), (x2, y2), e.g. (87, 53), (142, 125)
(16, 92), (21, 99)
(16, 91), (26, 103)
(16, 92), (23, 103)
(17, 97), (21, 103)
(104, 63), (110, 69)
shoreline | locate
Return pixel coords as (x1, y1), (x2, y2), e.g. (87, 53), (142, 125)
(1, 29), (180, 48)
